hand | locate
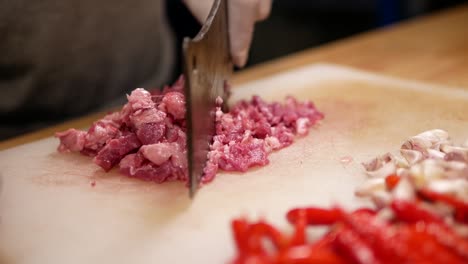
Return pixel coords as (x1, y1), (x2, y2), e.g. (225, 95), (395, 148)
(183, 0), (272, 68)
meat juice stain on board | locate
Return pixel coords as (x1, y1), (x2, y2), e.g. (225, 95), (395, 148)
(339, 156), (354, 165)
(31, 152), (187, 199)
(26, 154), (192, 226)
(290, 83), (377, 132)
(30, 151), (99, 187)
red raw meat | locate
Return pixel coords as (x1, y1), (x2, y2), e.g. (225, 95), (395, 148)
(56, 76), (324, 184)
(93, 133), (141, 171)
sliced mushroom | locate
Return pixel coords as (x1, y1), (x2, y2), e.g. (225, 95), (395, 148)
(355, 178), (386, 197)
(441, 144), (468, 162)
(401, 129), (450, 152)
(392, 176), (416, 201)
(400, 149), (424, 165)
(362, 153), (393, 171)
(427, 149), (446, 159)
(426, 178), (468, 201)
(356, 129), (468, 233)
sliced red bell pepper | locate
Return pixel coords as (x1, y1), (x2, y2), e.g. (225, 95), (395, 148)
(287, 207), (342, 226)
(232, 218), (250, 253)
(418, 188), (468, 224)
(339, 208), (403, 263)
(421, 221), (468, 261)
(384, 174), (400, 190)
(391, 199), (445, 224)
(275, 245), (346, 264)
(400, 223), (466, 264)
(230, 200), (468, 264)
(247, 221), (289, 251)
(289, 210), (307, 246)
(333, 226), (382, 264)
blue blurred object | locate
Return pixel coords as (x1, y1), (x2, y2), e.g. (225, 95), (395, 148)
(272, 0), (435, 27)
(376, 0), (433, 26)
(377, 0), (400, 25)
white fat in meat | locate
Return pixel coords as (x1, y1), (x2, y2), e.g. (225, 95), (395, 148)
(295, 117), (310, 135)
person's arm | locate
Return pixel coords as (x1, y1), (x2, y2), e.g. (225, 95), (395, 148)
(183, 0), (272, 68)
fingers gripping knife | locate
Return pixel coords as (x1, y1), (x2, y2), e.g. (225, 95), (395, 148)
(183, 0), (233, 198)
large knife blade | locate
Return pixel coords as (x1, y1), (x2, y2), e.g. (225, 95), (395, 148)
(183, 0), (232, 198)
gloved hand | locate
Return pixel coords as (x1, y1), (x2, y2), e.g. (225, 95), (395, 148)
(183, 0), (272, 68)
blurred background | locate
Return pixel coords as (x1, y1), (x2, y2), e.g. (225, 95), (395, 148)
(167, 0), (467, 82)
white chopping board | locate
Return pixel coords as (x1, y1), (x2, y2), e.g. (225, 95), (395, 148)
(0, 64), (467, 264)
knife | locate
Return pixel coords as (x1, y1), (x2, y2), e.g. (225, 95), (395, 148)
(183, 0), (232, 198)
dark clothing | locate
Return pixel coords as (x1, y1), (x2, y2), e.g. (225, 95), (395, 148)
(0, 0), (175, 139)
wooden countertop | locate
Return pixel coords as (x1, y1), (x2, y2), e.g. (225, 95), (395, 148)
(1, 4), (468, 151)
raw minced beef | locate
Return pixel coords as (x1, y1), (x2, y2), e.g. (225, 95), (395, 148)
(202, 95), (323, 182)
(55, 76), (324, 184)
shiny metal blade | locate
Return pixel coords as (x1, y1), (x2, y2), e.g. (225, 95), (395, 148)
(183, 0), (232, 198)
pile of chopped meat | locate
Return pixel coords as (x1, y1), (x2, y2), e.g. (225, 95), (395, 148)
(55, 76), (324, 184)
(203, 95), (323, 182)
(228, 129), (468, 263)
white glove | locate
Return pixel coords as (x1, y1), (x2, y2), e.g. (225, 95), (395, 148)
(183, 0), (272, 68)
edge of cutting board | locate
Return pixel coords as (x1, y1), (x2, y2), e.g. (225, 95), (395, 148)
(231, 63), (468, 102)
